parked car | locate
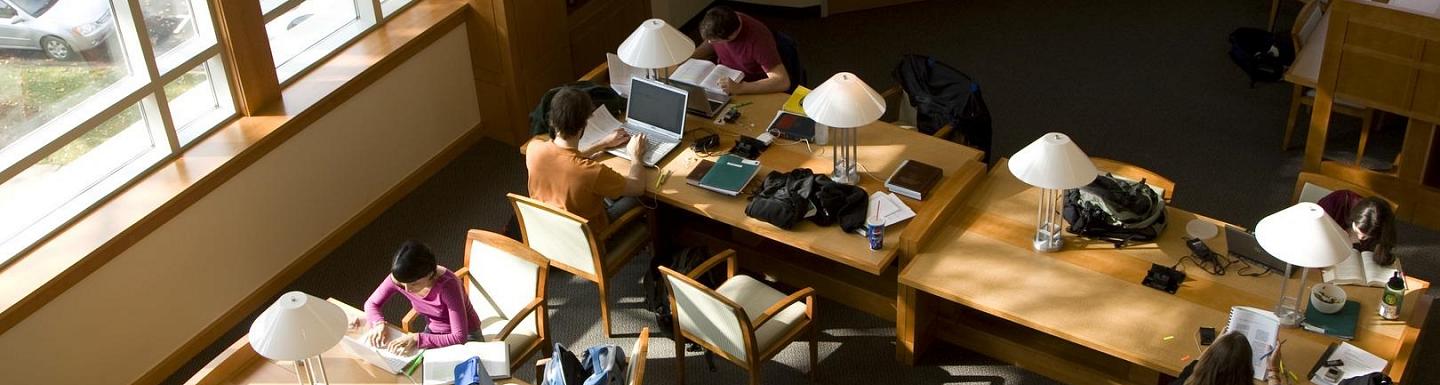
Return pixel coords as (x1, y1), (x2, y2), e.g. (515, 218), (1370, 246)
(0, 0), (114, 60)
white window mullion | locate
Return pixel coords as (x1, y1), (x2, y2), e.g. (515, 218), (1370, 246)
(263, 0), (307, 23)
(0, 87), (152, 185)
(121, 0), (180, 152)
(365, 0), (383, 24)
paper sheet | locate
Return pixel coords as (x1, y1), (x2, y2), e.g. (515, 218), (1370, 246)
(606, 53), (644, 97)
(578, 106), (624, 156)
(1311, 342), (1387, 385)
(1225, 306), (1280, 381)
(868, 192), (916, 227)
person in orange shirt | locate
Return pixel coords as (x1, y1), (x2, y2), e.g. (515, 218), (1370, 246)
(525, 87), (646, 233)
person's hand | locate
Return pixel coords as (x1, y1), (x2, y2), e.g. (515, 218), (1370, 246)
(601, 128), (629, 149)
(627, 133), (646, 158)
(386, 332), (419, 355)
(1266, 340), (1286, 383)
(364, 323), (388, 348)
(717, 78), (739, 94)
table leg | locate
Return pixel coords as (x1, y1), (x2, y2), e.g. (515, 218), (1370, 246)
(896, 284), (931, 365)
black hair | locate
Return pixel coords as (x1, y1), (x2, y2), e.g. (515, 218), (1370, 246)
(391, 240), (437, 283)
(700, 6), (741, 41)
(1350, 197), (1397, 266)
(548, 87), (594, 139)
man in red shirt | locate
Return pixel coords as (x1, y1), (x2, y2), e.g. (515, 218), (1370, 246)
(692, 6), (791, 95)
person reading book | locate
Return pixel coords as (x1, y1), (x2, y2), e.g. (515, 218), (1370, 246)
(526, 87), (646, 234)
(1317, 191), (1397, 266)
(1171, 333), (1284, 385)
(691, 6), (790, 95)
(354, 241), (481, 355)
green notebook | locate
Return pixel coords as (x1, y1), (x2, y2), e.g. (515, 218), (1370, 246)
(697, 154), (759, 196)
(1302, 300), (1360, 340)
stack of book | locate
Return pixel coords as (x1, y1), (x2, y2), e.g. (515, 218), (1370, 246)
(885, 160), (942, 200)
(686, 154), (760, 196)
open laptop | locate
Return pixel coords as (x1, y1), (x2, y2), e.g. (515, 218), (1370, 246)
(607, 77), (687, 167)
(664, 78), (730, 118)
(339, 329), (420, 374)
(1226, 225), (1295, 277)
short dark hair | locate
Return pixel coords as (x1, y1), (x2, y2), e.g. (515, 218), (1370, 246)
(548, 87), (593, 139)
(700, 7), (740, 41)
(1350, 197), (1397, 265)
(391, 240), (437, 283)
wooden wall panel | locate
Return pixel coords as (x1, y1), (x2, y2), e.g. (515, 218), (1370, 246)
(568, 0), (651, 78)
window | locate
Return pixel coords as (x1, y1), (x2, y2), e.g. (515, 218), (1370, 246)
(0, 0), (235, 264)
(261, 0), (380, 83)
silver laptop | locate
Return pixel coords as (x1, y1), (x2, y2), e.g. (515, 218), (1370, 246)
(1225, 225), (1295, 277)
(608, 77), (687, 167)
(339, 330), (420, 374)
(664, 78), (730, 118)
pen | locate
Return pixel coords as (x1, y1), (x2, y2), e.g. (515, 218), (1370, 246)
(732, 101), (753, 109)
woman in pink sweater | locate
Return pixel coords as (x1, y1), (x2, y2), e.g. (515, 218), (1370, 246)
(356, 241), (481, 354)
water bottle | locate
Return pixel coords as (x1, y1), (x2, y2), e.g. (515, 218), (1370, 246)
(1380, 271), (1405, 320)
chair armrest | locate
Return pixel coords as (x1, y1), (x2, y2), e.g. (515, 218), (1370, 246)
(933, 124), (954, 140)
(579, 61), (609, 83)
(751, 287), (815, 329)
(534, 357), (552, 382)
(493, 297), (545, 341)
(879, 85), (901, 100)
(597, 205), (646, 241)
(401, 309), (420, 334)
(688, 249), (738, 281)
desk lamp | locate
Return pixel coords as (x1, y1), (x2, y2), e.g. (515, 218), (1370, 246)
(617, 19), (695, 79)
(250, 291), (347, 384)
(1255, 202), (1351, 326)
(803, 72), (885, 184)
(1007, 133), (1097, 252)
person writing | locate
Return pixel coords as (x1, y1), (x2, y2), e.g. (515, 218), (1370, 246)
(1317, 191), (1398, 266)
(1171, 333), (1285, 385)
(526, 87), (646, 234)
(353, 241), (480, 354)
(691, 6), (791, 95)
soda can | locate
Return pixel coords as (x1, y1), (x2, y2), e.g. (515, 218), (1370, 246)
(866, 217), (884, 250)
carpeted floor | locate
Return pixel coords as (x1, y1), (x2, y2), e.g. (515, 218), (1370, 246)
(166, 1), (1440, 384)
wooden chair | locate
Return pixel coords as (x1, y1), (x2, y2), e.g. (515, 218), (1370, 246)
(401, 230), (549, 373)
(659, 250), (818, 385)
(629, 327), (650, 385)
(1089, 157), (1176, 203)
(1283, 0), (1380, 163)
(506, 193), (650, 337)
(879, 85), (956, 140)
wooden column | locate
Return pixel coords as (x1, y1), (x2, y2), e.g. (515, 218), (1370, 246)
(211, 0), (281, 115)
(469, 0), (574, 146)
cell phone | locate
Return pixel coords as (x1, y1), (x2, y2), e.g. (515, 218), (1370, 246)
(1197, 327), (1217, 347)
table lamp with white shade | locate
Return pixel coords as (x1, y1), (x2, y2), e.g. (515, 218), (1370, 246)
(1255, 202), (1353, 326)
(1007, 133), (1098, 252)
(250, 291), (348, 384)
(803, 72), (886, 184)
(617, 18), (695, 79)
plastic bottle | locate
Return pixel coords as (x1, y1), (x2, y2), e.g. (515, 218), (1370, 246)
(1380, 272), (1405, 320)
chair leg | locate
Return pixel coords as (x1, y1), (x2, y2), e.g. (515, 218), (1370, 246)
(598, 280), (614, 338)
(1283, 85), (1304, 150)
(749, 366), (762, 385)
(674, 333), (686, 385)
(1357, 110), (1374, 165)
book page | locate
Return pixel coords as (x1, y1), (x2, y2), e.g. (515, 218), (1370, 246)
(701, 64), (745, 95)
(1225, 306), (1279, 381)
(606, 53), (644, 97)
(1310, 342), (1387, 385)
(671, 59), (715, 87)
(1324, 250), (1367, 286)
(1363, 253), (1400, 287)
(578, 106), (624, 157)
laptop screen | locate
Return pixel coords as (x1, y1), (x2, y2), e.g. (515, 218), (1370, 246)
(626, 78), (687, 136)
(1225, 225), (1287, 272)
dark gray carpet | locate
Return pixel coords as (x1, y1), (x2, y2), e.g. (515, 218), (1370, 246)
(166, 0), (1440, 383)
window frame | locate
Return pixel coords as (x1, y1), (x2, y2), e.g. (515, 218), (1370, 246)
(260, 0), (382, 84)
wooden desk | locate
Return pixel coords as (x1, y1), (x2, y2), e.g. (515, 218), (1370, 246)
(897, 159), (1429, 385)
(534, 92), (986, 275)
(186, 300), (532, 385)
(1285, 0), (1440, 87)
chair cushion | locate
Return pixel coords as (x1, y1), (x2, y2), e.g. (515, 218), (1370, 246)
(715, 275), (809, 354)
(481, 313), (539, 363)
(602, 221), (648, 272)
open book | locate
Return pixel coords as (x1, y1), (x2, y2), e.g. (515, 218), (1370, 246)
(1310, 342), (1386, 385)
(423, 341), (511, 384)
(1224, 306), (1280, 381)
(670, 59), (743, 97)
(1323, 250), (1401, 287)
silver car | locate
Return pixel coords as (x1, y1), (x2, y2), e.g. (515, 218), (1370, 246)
(0, 0), (113, 60)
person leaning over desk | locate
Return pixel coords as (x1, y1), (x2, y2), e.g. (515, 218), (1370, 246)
(526, 87), (646, 235)
(690, 6), (790, 95)
(352, 240), (481, 354)
(1317, 190), (1398, 266)
(1172, 333), (1285, 385)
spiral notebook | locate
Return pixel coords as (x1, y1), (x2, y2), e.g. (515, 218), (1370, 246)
(1224, 306), (1280, 381)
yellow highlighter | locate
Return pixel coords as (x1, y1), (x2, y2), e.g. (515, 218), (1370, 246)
(656, 170), (672, 189)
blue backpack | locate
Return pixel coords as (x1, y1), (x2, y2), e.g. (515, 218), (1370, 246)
(541, 343), (628, 385)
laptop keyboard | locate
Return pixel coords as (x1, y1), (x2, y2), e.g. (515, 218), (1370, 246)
(610, 134), (676, 166)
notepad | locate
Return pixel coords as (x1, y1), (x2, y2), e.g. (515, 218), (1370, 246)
(1324, 249), (1401, 287)
(1303, 300), (1360, 340)
(671, 59), (743, 96)
(1224, 306), (1280, 381)
(696, 154), (759, 196)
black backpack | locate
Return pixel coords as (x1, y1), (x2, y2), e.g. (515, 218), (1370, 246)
(529, 82), (626, 137)
(641, 246), (721, 372)
(1062, 174), (1168, 247)
(892, 54), (994, 164)
(1227, 28), (1296, 87)
(744, 169), (817, 229)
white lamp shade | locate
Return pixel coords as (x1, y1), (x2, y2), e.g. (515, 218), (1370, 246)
(249, 291), (347, 361)
(803, 72), (886, 128)
(617, 19), (695, 69)
(1008, 132), (1098, 190)
(1255, 202), (1353, 268)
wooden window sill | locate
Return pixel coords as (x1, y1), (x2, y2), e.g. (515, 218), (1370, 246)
(0, 0), (471, 334)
